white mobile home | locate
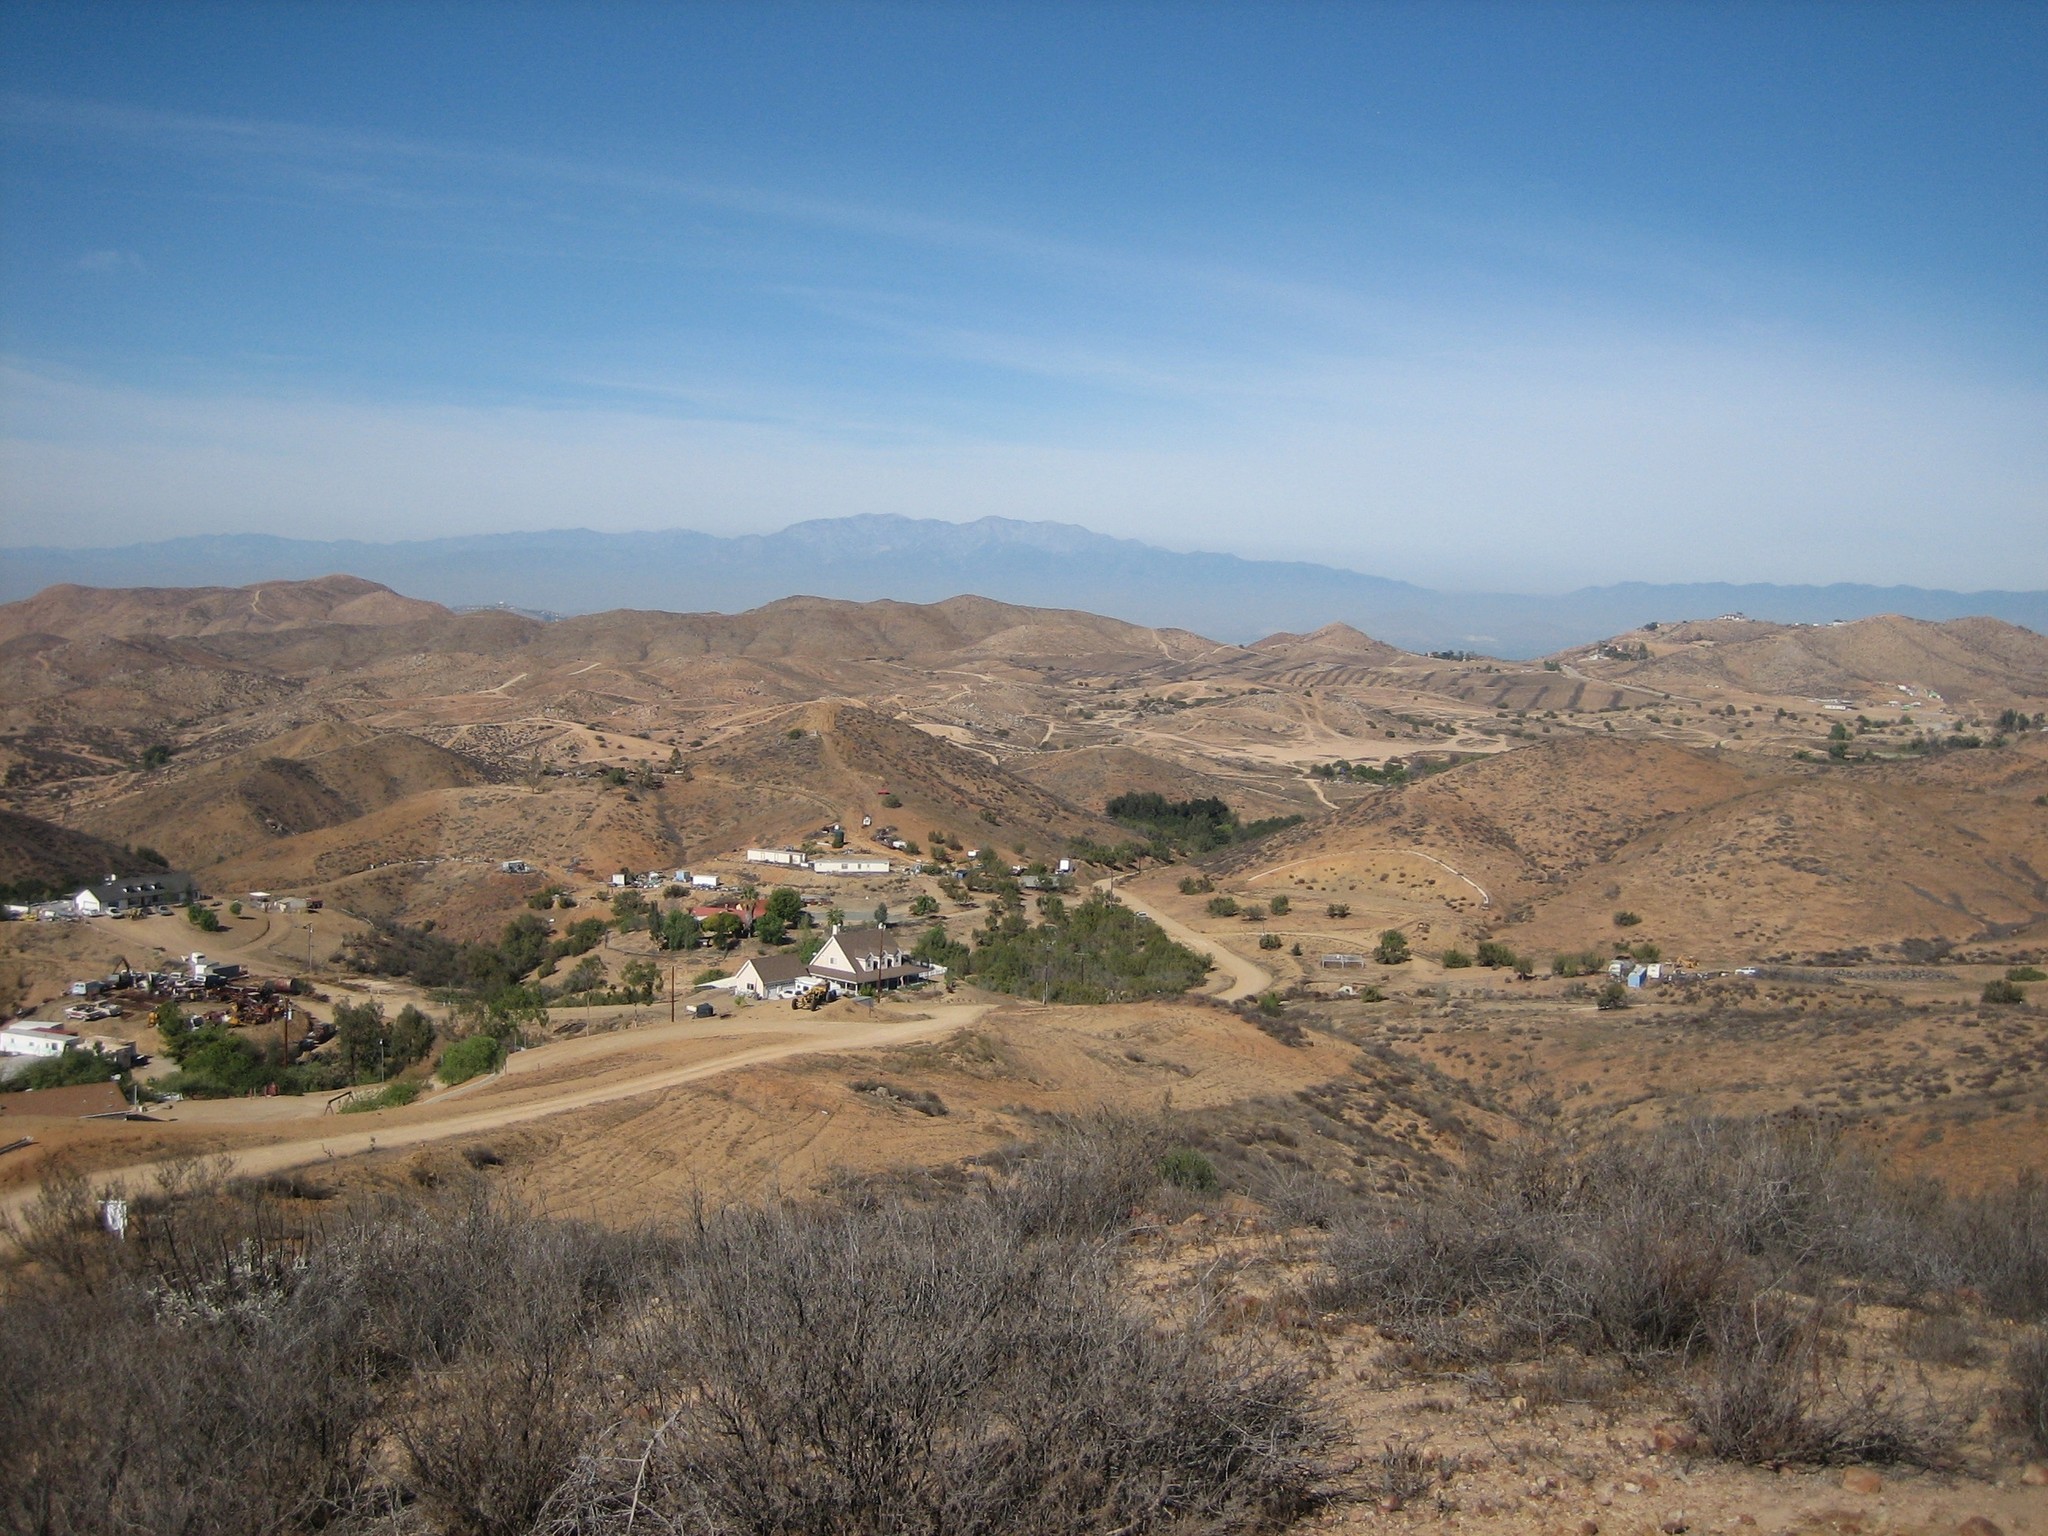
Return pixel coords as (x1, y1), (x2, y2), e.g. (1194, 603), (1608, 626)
(0, 1023), (80, 1058)
(810, 857), (890, 876)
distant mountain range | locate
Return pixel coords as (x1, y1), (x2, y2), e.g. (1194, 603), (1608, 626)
(5, 516), (2041, 657)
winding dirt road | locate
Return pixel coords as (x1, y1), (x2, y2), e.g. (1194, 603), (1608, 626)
(1096, 879), (1273, 1002)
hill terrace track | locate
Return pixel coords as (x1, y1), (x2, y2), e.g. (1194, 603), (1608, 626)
(1245, 849), (1493, 907)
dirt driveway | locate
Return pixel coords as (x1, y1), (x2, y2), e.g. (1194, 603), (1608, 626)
(0, 1002), (988, 1220)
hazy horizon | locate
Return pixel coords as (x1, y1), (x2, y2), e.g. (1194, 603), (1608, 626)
(3, 4), (2042, 592)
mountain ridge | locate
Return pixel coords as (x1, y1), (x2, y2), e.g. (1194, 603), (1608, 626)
(6, 516), (2041, 657)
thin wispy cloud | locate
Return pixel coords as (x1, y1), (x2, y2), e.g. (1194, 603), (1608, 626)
(74, 248), (144, 274)
(1, 5), (2039, 589)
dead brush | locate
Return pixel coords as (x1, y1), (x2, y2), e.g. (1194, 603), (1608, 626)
(2006, 1329), (2048, 1455)
(1684, 1294), (1966, 1468)
(1893, 1307), (1984, 1369)
(1364, 1437), (1451, 1511)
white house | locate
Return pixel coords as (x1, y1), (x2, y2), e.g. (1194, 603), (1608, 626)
(0, 1023), (80, 1058)
(729, 953), (813, 1000)
(691, 873), (721, 889)
(71, 871), (195, 916)
(811, 857), (891, 876)
(806, 927), (927, 992)
(746, 848), (806, 867)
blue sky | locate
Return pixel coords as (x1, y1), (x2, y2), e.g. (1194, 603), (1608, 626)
(1, 1), (2042, 591)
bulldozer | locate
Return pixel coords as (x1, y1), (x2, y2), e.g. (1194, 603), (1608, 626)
(791, 984), (831, 1012)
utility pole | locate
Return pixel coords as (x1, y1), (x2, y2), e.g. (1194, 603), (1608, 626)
(669, 960), (677, 1024)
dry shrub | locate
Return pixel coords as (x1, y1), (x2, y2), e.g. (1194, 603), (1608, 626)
(1943, 1174), (2048, 1321)
(2007, 1329), (2048, 1455)
(985, 1110), (1169, 1238)
(1247, 1156), (1343, 1231)
(1895, 1309), (1983, 1368)
(1363, 1437), (1445, 1511)
(1685, 1295), (1962, 1468)
(1318, 1117), (2047, 1376)
(0, 1184), (379, 1536)
(0, 1120), (1332, 1536)
(543, 1199), (1332, 1536)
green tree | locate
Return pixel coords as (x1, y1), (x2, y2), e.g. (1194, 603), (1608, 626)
(1206, 895), (1239, 918)
(1375, 929), (1410, 965)
(908, 893), (939, 917)
(655, 909), (701, 951)
(611, 888), (648, 932)
(873, 902), (890, 927)
(702, 912), (744, 950)
(332, 999), (389, 1082)
(1475, 940), (1517, 968)
(0, 1046), (121, 1093)
(1268, 894), (1290, 916)
(763, 887), (804, 931)
(912, 924), (970, 971)
(388, 1004), (435, 1070)
(152, 1000), (188, 1050)
(619, 959), (661, 1003)
(1325, 902), (1350, 919)
(562, 954), (605, 995)
(439, 1034), (504, 1085)
(1441, 947), (1473, 968)
(185, 903), (222, 933)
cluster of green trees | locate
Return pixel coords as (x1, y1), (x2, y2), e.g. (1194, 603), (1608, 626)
(915, 894), (1210, 1004)
(1432, 937), (1538, 974)
(155, 1006), (304, 1098)
(149, 995), (450, 1099)
(1102, 793), (1302, 855)
(0, 1046), (128, 1094)
(345, 912), (608, 999)
(1064, 836), (1152, 868)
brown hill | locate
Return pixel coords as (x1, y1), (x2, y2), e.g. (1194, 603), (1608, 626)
(0, 575), (445, 645)
(691, 702), (1125, 856)
(1573, 614), (2048, 710)
(514, 594), (1223, 671)
(1213, 735), (2048, 961)
(1012, 743), (1319, 823)
(72, 729), (493, 870)
(0, 809), (166, 896)
(1247, 621), (1405, 665)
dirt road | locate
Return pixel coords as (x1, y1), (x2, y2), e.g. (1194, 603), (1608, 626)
(0, 1004), (988, 1220)
(1097, 879), (1273, 1002)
